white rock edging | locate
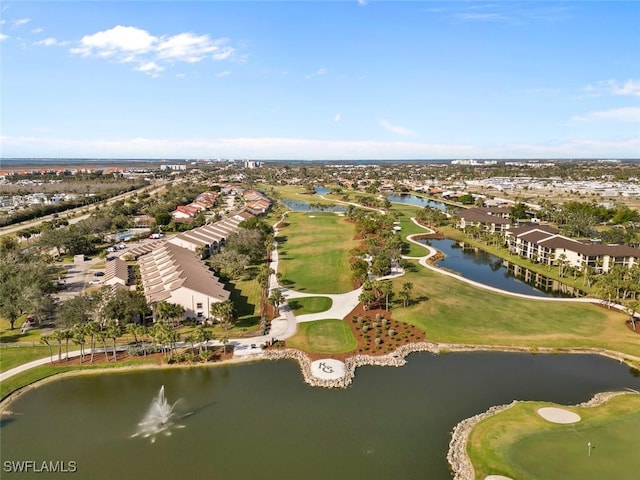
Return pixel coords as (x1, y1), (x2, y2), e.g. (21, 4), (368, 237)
(446, 390), (633, 480)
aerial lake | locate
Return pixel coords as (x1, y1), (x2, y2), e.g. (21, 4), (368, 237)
(387, 193), (450, 212)
(2, 352), (638, 479)
(419, 237), (583, 298)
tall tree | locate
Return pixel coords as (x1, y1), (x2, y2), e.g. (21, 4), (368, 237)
(156, 301), (186, 327)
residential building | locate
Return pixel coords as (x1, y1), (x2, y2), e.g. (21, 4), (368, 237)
(138, 242), (230, 322)
(505, 224), (640, 273)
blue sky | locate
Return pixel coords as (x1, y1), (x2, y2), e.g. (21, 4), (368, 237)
(1, 1), (639, 160)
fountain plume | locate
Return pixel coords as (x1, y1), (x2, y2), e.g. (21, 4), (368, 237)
(131, 385), (185, 443)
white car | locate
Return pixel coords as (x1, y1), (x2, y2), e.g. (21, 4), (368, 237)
(88, 279), (102, 285)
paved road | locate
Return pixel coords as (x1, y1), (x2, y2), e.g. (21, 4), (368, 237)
(0, 182), (167, 238)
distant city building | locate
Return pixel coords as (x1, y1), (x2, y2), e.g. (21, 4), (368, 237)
(160, 164), (187, 171)
(243, 159), (262, 169)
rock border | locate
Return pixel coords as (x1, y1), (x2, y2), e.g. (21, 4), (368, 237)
(446, 390), (632, 480)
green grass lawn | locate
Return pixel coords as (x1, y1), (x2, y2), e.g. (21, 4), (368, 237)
(286, 319), (357, 354)
(0, 358), (158, 402)
(468, 394), (640, 480)
(287, 296), (333, 315)
(389, 204), (439, 257)
(226, 266), (263, 332)
(277, 212), (358, 294)
(0, 346), (50, 372)
(390, 262), (640, 358)
(0, 317), (45, 344)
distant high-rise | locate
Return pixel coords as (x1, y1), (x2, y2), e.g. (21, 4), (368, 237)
(243, 159), (262, 169)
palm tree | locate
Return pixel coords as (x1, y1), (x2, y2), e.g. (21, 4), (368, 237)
(267, 289), (285, 316)
(61, 329), (74, 361)
(211, 300), (234, 330)
(72, 324), (86, 363)
(85, 321), (101, 363)
(40, 333), (53, 363)
(151, 321), (170, 356)
(156, 301), (186, 327)
(51, 330), (64, 363)
(195, 325), (213, 356)
(126, 323), (141, 345)
(627, 299), (639, 331)
(105, 320), (123, 362)
(220, 335), (230, 355)
(401, 282), (414, 308)
(380, 280), (393, 311)
(557, 253), (569, 278)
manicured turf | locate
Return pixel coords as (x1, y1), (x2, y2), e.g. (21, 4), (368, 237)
(226, 267), (262, 332)
(0, 359), (158, 402)
(286, 319), (357, 354)
(390, 263), (640, 357)
(468, 394), (640, 480)
(277, 212), (358, 294)
(287, 296), (333, 315)
(0, 317), (43, 344)
(0, 346), (50, 372)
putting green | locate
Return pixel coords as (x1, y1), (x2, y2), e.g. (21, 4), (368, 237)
(468, 394), (640, 480)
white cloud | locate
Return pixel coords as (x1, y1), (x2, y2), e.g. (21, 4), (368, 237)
(456, 13), (510, 22)
(33, 37), (58, 47)
(214, 70), (231, 78)
(306, 67), (327, 79)
(71, 25), (156, 57)
(31, 27), (43, 34)
(3, 135), (639, 160)
(583, 79), (640, 98)
(135, 61), (164, 77)
(0, 33), (8, 42)
(378, 119), (418, 136)
(70, 25), (235, 75)
(572, 107), (640, 123)
(13, 18), (31, 27)
(156, 33), (233, 63)
(610, 79), (640, 97)
(357, 0), (369, 6)
(334, 113), (342, 123)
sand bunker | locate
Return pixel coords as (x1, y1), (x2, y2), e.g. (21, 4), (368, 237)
(485, 476), (513, 480)
(537, 407), (581, 424)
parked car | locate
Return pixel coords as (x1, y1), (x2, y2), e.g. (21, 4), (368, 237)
(94, 271), (105, 277)
(89, 279), (102, 285)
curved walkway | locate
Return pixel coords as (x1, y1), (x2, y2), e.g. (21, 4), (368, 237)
(404, 218), (632, 310)
(1, 213), (635, 384)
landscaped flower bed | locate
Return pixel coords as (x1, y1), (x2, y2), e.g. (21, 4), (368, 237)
(347, 305), (425, 355)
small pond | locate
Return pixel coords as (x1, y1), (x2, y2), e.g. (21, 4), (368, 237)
(419, 237), (584, 298)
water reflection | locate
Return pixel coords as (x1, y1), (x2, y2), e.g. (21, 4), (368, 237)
(281, 199), (346, 212)
(421, 238), (583, 298)
(386, 193), (447, 211)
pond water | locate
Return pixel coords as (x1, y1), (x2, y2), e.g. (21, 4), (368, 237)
(419, 238), (583, 298)
(281, 199), (347, 212)
(386, 193), (449, 212)
(2, 353), (638, 480)
(314, 186), (331, 195)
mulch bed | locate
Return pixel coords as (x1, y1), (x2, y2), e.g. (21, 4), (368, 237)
(46, 347), (236, 368)
(287, 303), (426, 361)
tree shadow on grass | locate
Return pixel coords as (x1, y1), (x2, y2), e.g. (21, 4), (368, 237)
(279, 278), (297, 289)
(225, 281), (259, 329)
(287, 299), (302, 312)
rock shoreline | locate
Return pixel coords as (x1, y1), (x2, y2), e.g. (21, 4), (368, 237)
(262, 341), (639, 389)
(446, 390), (633, 480)
(262, 342), (440, 388)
